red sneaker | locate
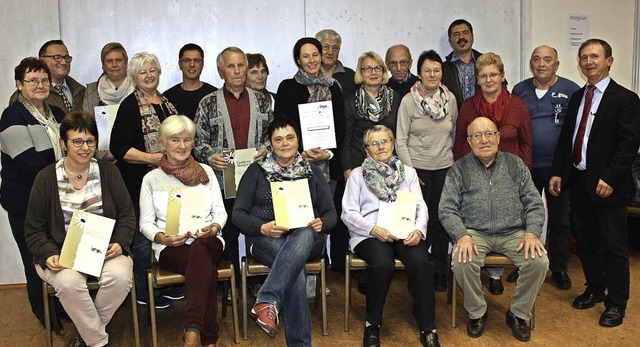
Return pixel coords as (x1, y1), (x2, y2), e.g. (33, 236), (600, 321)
(250, 302), (278, 337)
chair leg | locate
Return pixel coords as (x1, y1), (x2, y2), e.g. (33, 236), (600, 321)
(320, 258), (328, 336)
(131, 279), (140, 347)
(314, 272), (320, 312)
(531, 302), (535, 330)
(344, 254), (350, 332)
(451, 273), (457, 328)
(230, 265), (240, 344)
(446, 255), (453, 305)
(221, 280), (229, 320)
(241, 258), (249, 340)
(148, 270), (158, 347)
(43, 282), (53, 347)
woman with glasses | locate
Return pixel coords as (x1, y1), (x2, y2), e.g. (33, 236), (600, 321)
(342, 124), (440, 347)
(395, 50), (458, 293)
(25, 111), (135, 347)
(0, 57), (66, 325)
(452, 52), (532, 295)
(341, 51), (400, 181)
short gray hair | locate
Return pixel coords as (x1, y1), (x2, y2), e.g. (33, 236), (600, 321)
(128, 52), (161, 81)
(159, 115), (196, 146)
(315, 29), (342, 46)
(363, 124), (395, 149)
(216, 47), (247, 70)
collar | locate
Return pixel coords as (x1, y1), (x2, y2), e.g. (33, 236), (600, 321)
(450, 52), (477, 65)
(223, 84), (247, 99)
(334, 60), (346, 74)
(52, 78), (70, 90)
(590, 76), (611, 94)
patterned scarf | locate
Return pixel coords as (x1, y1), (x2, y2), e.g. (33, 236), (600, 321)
(410, 81), (450, 120)
(134, 87), (179, 153)
(98, 74), (134, 105)
(259, 151), (313, 182)
(473, 85), (512, 128)
(355, 85), (394, 122)
(18, 93), (63, 160)
(294, 68), (335, 103)
(159, 154), (209, 186)
(361, 156), (405, 202)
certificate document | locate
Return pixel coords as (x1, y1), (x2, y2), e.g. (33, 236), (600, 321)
(271, 179), (314, 229)
(94, 104), (120, 151)
(59, 210), (115, 277)
(376, 191), (418, 239)
(222, 148), (256, 199)
(165, 187), (209, 236)
(298, 101), (336, 150)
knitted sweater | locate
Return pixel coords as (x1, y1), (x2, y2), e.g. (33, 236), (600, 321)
(439, 152), (545, 243)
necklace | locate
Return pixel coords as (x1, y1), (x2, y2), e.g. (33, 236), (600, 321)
(63, 161), (89, 180)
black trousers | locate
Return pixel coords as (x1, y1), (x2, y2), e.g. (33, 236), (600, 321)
(354, 238), (436, 331)
(223, 198), (241, 282)
(9, 213), (44, 320)
(570, 169), (630, 308)
(531, 167), (571, 272)
(329, 179), (349, 271)
(415, 167), (450, 275)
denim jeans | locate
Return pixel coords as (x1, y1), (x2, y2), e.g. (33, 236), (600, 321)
(250, 227), (326, 347)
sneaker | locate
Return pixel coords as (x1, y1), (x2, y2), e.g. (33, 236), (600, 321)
(137, 295), (172, 309)
(250, 302), (278, 337)
(160, 286), (185, 300)
(68, 336), (86, 347)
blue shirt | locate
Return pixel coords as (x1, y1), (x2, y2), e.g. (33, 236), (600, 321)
(451, 54), (476, 101)
(512, 76), (580, 168)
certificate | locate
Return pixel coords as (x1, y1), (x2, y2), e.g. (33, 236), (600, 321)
(59, 210), (115, 277)
(165, 187), (209, 236)
(376, 191), (418, 239)
(298, 101), (336, 150)
(94, 104), (120, 151)
(222, 148), (256, 199)
(271, 179), (314, 229)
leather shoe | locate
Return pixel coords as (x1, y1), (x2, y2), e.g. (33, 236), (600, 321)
(572, 290), (605, 309)
(434, 274), (447, 292)
(506, 269), (519, 282)
(551, 271), (572, 290)
(506, 310), (531, 342)
(489, 277), (504, 295)
(599, 305), (625, 327)
(420, 331), (440, 347)
(363, 325), (380, 347)
(466, 311), (488, 338)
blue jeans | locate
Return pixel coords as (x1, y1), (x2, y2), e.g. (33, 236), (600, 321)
(250, 227), (326, 347)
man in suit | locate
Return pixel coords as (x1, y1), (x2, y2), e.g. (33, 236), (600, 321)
(550, 38), (640, 327)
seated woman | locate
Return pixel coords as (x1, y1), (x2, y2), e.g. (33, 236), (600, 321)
(233, 117), (336, 346)
(341, 125), (440, 347)
(25, 111), (135, 347)
(139, 115), (227, 347)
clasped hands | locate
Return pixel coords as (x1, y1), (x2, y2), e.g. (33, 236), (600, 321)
(155, 223), (221, 247)
(260, 218), (324, 238)
(452, 232), (547, 263)
(370, 226), (422, 246)
(45, 242), (124, 272)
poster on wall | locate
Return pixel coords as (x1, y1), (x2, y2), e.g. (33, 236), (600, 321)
(567, 14), (589, 50)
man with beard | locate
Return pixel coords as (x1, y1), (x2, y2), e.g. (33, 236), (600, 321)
(442, 19), (482, 110)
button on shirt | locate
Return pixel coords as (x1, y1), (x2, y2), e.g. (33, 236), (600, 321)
(572, 76), (610, 170)
(223, 86), (250, 149)
(451, 55), (476, 101)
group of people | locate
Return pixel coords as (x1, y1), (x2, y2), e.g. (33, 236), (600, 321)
(1, 17), (639, 347)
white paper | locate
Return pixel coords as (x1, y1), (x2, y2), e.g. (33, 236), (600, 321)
(94, 104), (120, 151)
(376, 191), (418, 239)
(271, 179), (315, 229)
(59, 210), (115, 277)
(567, 14), (589, 50)
(298, 101), (336, 150)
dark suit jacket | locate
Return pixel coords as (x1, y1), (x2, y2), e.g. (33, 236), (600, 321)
(552, 78), (640, 206)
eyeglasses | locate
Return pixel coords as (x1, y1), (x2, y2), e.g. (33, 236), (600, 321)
(22, 78), (50, 86)
(365, 139), (390, 148)
(41, 55), (73, 63)
(70, 138), (97, 148)
(467, 131), (498, 141)
(386, 60), (410, 68)
(421, 68), (441, 75)
(361, 66), (383, 73)
(180, 58), (203, 64)
(478, 72), (502, 81)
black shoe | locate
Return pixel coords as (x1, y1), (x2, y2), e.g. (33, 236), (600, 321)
(434, 274), (447, 292)
(551, 271), (572, 290)
(68, 336), (86, 347)
(506, 269), (519, 282)
(466, 311), (488, 338)
(489, 277), (504, 295)
(572, 290), (605, 309)
(160, 286), (185, 300)
(363, 325), (380, 347)
(137, 295), (172, 309)
(599, 305), (625, 327)
(506, 309), (531, 342)
(420, 331), (440, 347)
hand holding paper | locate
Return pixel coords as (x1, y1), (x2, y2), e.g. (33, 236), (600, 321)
(403, 231), (422, 246)
(370, 226), (399, 243)
(307, 218), (323, 232)
(46, 255), (63, 272)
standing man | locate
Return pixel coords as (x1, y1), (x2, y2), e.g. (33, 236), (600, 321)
(385, 44), (419, 97)
(512, 45), (580, 289)
(164, 43), (217, 120)
(315, 29), (356, 97)
(10, 40), (85, 112)
(442, 19), (482, 109)
(550, 38), (640, 327)
(194, 47), (274, 280)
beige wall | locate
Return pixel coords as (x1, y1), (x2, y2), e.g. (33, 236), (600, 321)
(529, 0), (636, 89)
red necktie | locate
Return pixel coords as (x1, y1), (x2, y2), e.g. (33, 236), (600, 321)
(573, 85), (596, 166)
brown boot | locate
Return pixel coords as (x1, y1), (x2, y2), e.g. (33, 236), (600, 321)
(183, 330), (200, 347)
